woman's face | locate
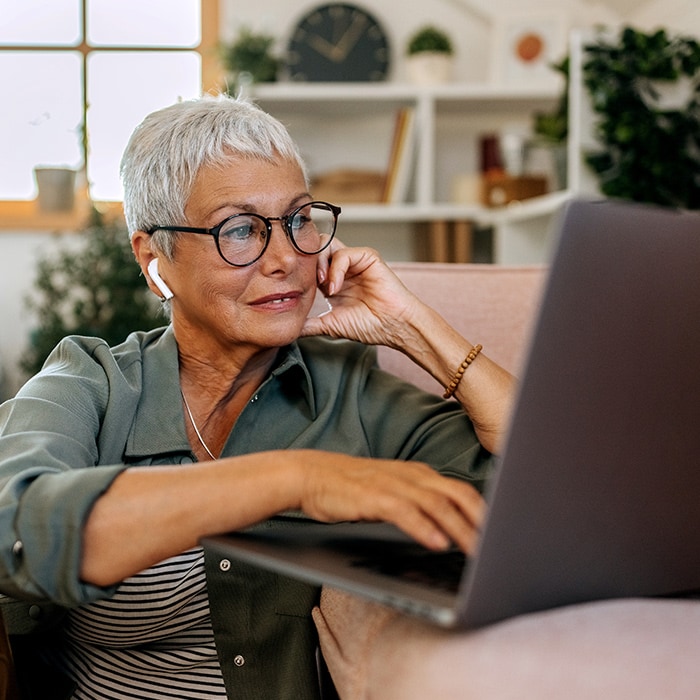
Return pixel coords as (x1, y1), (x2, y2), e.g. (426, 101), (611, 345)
(160, 154), (321, 355)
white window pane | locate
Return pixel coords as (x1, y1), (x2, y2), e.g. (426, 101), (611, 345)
(87, 0), (201, 47)
(87, 51), (201, 200)
(0, 0), (80, 45)
(0, 52), (83, 200)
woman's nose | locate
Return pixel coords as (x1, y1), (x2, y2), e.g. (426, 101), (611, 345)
(263, 219), (298, 264)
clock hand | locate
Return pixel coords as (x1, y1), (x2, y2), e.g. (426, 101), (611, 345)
(307, 34), (344, 62)
(333, 13), (369, 62)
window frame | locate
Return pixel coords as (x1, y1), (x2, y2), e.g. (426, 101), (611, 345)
(0, 0), (221, 231)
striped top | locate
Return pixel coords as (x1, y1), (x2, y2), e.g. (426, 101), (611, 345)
(57, 547), (227, 699)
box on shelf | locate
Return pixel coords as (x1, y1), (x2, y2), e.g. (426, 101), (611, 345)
(311, 169), (385, 204)
(482, 174), (548, 207)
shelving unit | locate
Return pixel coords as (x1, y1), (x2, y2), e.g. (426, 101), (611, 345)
(248, 81), (569, 263)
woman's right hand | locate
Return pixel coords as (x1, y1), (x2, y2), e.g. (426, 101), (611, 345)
(296, 450), (485, 555)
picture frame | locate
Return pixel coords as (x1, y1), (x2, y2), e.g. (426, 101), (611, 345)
(490, 14), (568, 88)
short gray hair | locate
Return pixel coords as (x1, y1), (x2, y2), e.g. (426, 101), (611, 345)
(120, 93), (307, 257)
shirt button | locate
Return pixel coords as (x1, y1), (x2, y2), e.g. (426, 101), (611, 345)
(12, 540), (23, 557)
(234, 654), (245, 667)
(219, 558), (231, 572)
(250, 395), (259, 403)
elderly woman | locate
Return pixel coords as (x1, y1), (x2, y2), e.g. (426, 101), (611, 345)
(0, 94), (513, 699)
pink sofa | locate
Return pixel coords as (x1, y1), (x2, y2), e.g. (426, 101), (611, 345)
(376, 262), (546, 390)
(315, 262), (700, 699)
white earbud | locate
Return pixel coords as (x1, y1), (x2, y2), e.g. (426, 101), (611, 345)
(147, 258), (174, 300)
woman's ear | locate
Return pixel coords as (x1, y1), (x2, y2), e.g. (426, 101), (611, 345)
(131, 231), (173, 301)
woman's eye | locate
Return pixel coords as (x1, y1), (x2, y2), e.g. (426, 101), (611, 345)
(221, 218), (259, 240)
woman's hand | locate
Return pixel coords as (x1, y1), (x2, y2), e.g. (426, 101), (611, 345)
(297, 451), (485, 555)
(300, 240), (421, 349)
(300, 241), (516, 455)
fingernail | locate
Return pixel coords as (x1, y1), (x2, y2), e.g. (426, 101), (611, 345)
(431, 531), (450, 550)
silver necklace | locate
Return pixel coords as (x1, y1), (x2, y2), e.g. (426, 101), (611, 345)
(181, 390), (217, 460)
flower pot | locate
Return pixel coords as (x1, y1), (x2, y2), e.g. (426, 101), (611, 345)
(406, 52), (452, 85)
(641, 75), (696, 112)
(34, 167), (77, 213)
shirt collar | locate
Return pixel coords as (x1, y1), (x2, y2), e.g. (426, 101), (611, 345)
(124, 327), (316, 459)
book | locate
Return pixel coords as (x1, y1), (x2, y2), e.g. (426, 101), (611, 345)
(381, 107), (417, 204)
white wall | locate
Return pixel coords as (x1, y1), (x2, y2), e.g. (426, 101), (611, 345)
(0, 232), (65, 398)
(1, 0), (699, 397)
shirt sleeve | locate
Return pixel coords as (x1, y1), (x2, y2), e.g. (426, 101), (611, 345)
(297, 337), (493, 490)
(359, 360), (494, 488)
(0, 336), (141, 606)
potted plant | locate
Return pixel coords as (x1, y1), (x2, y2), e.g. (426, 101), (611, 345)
(405, 25), (454, 85)
(531, 56), (570, 189)
(31, 120), (85, 213)
(581, 26), (700, 209)
(22, 208), (163, 376)
(221, 26), (280, 95)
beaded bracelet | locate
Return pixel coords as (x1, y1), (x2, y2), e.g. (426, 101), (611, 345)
(442, 344), (483, 399)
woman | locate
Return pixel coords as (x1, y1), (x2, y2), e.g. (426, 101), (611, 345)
(0, 94), (513, 699)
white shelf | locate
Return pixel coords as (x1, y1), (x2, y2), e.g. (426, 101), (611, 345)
(248, 81), (565, 263)
(250, 81), (560, 102)
(337, 192), (570, 225)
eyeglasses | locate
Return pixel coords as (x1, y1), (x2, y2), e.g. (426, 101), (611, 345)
(147, 201), (341, 267)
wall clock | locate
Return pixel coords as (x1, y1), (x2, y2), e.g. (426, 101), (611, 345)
(286, 3), (391, 82)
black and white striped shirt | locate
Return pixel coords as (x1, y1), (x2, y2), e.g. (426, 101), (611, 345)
(58, 547), (227, 699)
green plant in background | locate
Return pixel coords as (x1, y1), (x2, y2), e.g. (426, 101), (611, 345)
(406, 25), (454, 55)
(22, 208), (164, 376)
(221, 26), (280, 93)
(582, 26), (700, 208)
(533, 56), (570, 144)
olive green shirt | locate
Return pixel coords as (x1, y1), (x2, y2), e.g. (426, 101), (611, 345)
(0, 326), (491, 699)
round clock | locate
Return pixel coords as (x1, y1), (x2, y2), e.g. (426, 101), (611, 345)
(286, 3), (391, 82)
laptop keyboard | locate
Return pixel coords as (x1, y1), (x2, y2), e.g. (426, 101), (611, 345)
(340, 540), (466, 593)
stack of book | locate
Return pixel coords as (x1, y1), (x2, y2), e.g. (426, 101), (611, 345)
(381, 106), (417, 204)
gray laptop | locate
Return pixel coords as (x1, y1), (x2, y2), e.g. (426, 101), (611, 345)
(202, 197), (700, 629)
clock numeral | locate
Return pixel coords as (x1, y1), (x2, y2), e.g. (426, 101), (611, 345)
(329, 5), (346, 21)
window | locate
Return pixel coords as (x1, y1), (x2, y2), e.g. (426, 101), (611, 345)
(0, 0), (219, 223)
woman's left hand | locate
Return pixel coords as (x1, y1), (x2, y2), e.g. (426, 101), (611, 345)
(300, 241), (420, 348)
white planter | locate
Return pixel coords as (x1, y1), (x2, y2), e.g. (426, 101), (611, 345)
(641, 75), (696, 111)
(34, 167), (77, 213)
(406, 52), (452, 85)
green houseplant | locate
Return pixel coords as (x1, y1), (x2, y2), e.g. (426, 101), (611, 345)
(405, 26), (454, 85)
(531, 56), (570, 189)
(22, 208), (163, 376)
(582, 26), (700, 209)
(533, 56), (570, 145)
(407, 25), (454, 56)
(221, 26), (280, 94)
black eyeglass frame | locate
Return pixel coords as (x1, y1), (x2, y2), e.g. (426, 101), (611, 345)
(146, 201), (341, 268)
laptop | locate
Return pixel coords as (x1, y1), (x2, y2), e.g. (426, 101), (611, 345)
(202, 197), (700, 629)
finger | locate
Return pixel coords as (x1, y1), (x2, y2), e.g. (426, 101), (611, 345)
(377, 470), (485, 554)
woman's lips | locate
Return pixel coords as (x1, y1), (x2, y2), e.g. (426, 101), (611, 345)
(250, 291), (303, 310)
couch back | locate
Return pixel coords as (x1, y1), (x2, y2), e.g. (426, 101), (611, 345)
(378, 263), (547, 394)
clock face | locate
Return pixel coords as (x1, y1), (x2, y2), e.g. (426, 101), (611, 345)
(287, 3), (390, 82)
